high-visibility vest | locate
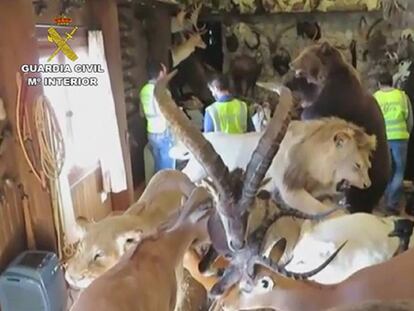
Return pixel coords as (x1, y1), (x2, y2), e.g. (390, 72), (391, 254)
(374, 89), (410, 140)
(139, 82), (167, 134)
(205, 99), (248, 134)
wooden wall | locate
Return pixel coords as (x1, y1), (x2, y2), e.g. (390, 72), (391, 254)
(0, 0), (56, 269)
(0, 181), (26, 270)
(0, 0), (135, 269)
(70, 166), (112, 221)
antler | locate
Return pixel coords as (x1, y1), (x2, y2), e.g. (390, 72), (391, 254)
(250, 24), (295, 54)
(190, 3), (206, 33)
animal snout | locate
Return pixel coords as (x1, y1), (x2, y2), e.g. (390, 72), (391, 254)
(294, 69), (305, 78)
(363, 179), (371, 189)
(229, 239), (244, 251)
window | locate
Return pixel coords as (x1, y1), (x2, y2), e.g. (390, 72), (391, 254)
(37, 26), (127, 192)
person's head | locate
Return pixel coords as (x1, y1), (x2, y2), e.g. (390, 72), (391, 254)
(208, 74), (231, 100)
(147, 60), (167, 81)
(377, 72), (393, 89)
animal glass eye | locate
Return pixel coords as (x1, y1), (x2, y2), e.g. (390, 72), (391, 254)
(126, 238), (135, 244)
(93, 252), (103, 261)
(257, 276), (274, 291)
(355, 163), (361, 169)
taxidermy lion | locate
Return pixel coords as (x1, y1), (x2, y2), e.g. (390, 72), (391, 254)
(172, 116), (377, 214)
(277, 116), (377, 214)
(64, 170), (207, 311)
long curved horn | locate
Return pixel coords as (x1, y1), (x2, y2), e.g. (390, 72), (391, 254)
(274, 201), (344, 221)
(238, 86), (293, 215)
(155, 71), (247, 250)
(154, 71), (234, 203)
(256, 241), (347, 280)
(247, 202), (342, 246)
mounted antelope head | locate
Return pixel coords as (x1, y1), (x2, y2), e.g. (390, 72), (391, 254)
(155, 70), (293, 251)
(153, 69), (348, 300)
(214, 239), (414, 311)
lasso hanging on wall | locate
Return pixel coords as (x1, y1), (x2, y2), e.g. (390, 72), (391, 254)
(15, 72), (73, 260)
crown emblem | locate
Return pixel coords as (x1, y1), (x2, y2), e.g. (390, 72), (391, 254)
(54, 15), (72, 26)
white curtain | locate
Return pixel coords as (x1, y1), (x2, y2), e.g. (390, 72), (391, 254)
(88, 30), (127, 193)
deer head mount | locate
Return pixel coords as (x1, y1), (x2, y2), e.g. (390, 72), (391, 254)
(171, 27), (208, 67)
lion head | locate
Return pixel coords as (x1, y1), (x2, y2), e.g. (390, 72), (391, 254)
(329, 122), (377, 191)
(64, 188), (188, 289)
(64, 215), (146, 289)
(284, 117), (377, 192)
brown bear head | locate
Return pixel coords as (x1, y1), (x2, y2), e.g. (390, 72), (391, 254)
(290, 41), (346, 86)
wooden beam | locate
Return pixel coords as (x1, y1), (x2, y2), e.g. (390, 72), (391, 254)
(89, 0), (134, 211)
(0, 0), (56, 251)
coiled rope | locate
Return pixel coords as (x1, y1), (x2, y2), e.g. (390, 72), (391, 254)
(16, 72), (76, 259)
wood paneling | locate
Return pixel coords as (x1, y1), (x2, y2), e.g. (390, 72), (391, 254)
(0, 181), (26, 270)
(0, 0), (56, 258)
(70, 165), (112, 221)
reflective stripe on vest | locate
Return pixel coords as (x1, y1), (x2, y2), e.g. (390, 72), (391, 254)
(139, 82), (167, 134)
(374, 89), (410, 140)
(206, 99), (248, 134)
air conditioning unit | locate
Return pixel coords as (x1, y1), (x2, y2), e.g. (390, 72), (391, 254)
(0, 250), (67, 311)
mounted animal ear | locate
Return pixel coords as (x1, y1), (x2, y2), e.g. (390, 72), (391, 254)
(333, 129), (354, 148)
(116, 229), (144, 254)
(268, 237), (287, 263)
(76, 216), (91, 239)
(353, 129), (377, 153)
(320, 41), (334, 55)
(366, 134), (377, 151)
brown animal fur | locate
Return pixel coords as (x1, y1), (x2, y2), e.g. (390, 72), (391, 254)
(327, 300), (414, 311)
(288, 41), (391, 213)
(217, 242), (414, 311)
(70, 188), (211, 311)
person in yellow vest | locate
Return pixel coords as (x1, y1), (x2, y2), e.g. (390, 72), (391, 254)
(139, 61), (175, 173)
(204, 74), (254, 133)
(374, 72), (413, 215)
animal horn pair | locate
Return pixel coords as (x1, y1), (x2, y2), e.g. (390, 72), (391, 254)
(154, 71), (240, 245)
(154, 70), (293, 252)
(237, 87), (293, 217)
(256, 241), (348, 280)
(248, 199), (342, 248)
(154, 71), (233, 204)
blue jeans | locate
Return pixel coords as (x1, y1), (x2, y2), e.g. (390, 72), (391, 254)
(148, 131), (175, 173)
(385, 140), (409, 210)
